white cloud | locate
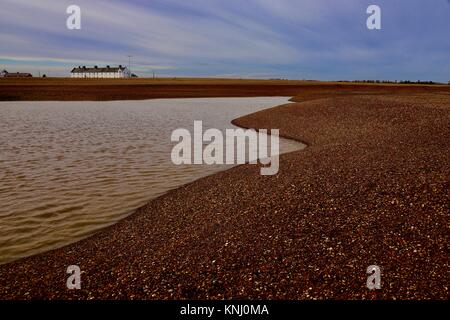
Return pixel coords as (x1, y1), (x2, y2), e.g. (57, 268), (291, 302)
(1, 0), (449, 80)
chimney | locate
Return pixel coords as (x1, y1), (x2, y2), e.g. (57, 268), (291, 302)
(119, 65), (122, 68)
(94, 66), (98, 69)
(106, 65), (110, 69)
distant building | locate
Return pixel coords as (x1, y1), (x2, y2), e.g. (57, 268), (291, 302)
(2, 70), (33, 77)
(70, 65), (131, 78)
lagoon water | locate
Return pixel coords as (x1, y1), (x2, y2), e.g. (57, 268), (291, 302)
(0, 97), (304, 264)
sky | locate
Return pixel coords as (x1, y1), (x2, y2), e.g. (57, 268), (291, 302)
(1, 0), (449, 81)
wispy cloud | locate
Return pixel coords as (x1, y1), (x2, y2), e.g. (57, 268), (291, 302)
(1, 0), (449, 81)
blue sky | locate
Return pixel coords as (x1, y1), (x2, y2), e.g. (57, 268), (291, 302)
(1, 0), (449, 81)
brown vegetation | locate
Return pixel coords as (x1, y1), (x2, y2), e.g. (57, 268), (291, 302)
(1, 77), (449, 101)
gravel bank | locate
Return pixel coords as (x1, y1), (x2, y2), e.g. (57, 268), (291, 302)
(0, 93), (448, 299)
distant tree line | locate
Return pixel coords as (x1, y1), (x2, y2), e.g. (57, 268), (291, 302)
(268, 78), (449, 85)
(337, 80), (447, 85)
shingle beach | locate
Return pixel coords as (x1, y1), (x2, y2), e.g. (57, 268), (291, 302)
(0, 91), (448, 300)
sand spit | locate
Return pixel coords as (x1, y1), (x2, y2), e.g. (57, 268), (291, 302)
(0, 94), (448, 299)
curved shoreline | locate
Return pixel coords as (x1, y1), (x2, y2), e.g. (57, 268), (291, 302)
(0, 92), (448, 300)
(231, 102), (311, 148)
(0, 96), (301, 265)
(0, 101), (306, 266)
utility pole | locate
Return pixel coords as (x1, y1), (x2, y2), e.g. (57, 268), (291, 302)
(127, 55), (132, 78)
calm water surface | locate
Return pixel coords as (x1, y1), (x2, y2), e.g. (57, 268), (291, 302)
(0, 97), (304, 264)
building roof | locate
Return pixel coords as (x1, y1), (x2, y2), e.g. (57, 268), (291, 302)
(71, 65), (127, 73)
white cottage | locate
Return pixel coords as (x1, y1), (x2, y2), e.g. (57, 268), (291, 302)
(70, 65), (131, 78)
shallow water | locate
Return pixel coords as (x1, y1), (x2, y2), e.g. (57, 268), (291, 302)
(0, 97), (305, 264)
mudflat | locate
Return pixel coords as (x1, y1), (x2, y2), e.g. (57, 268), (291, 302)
(0, 89), (448, 299)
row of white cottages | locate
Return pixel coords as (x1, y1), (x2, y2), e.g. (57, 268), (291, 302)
(71, 65), (131, 78)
